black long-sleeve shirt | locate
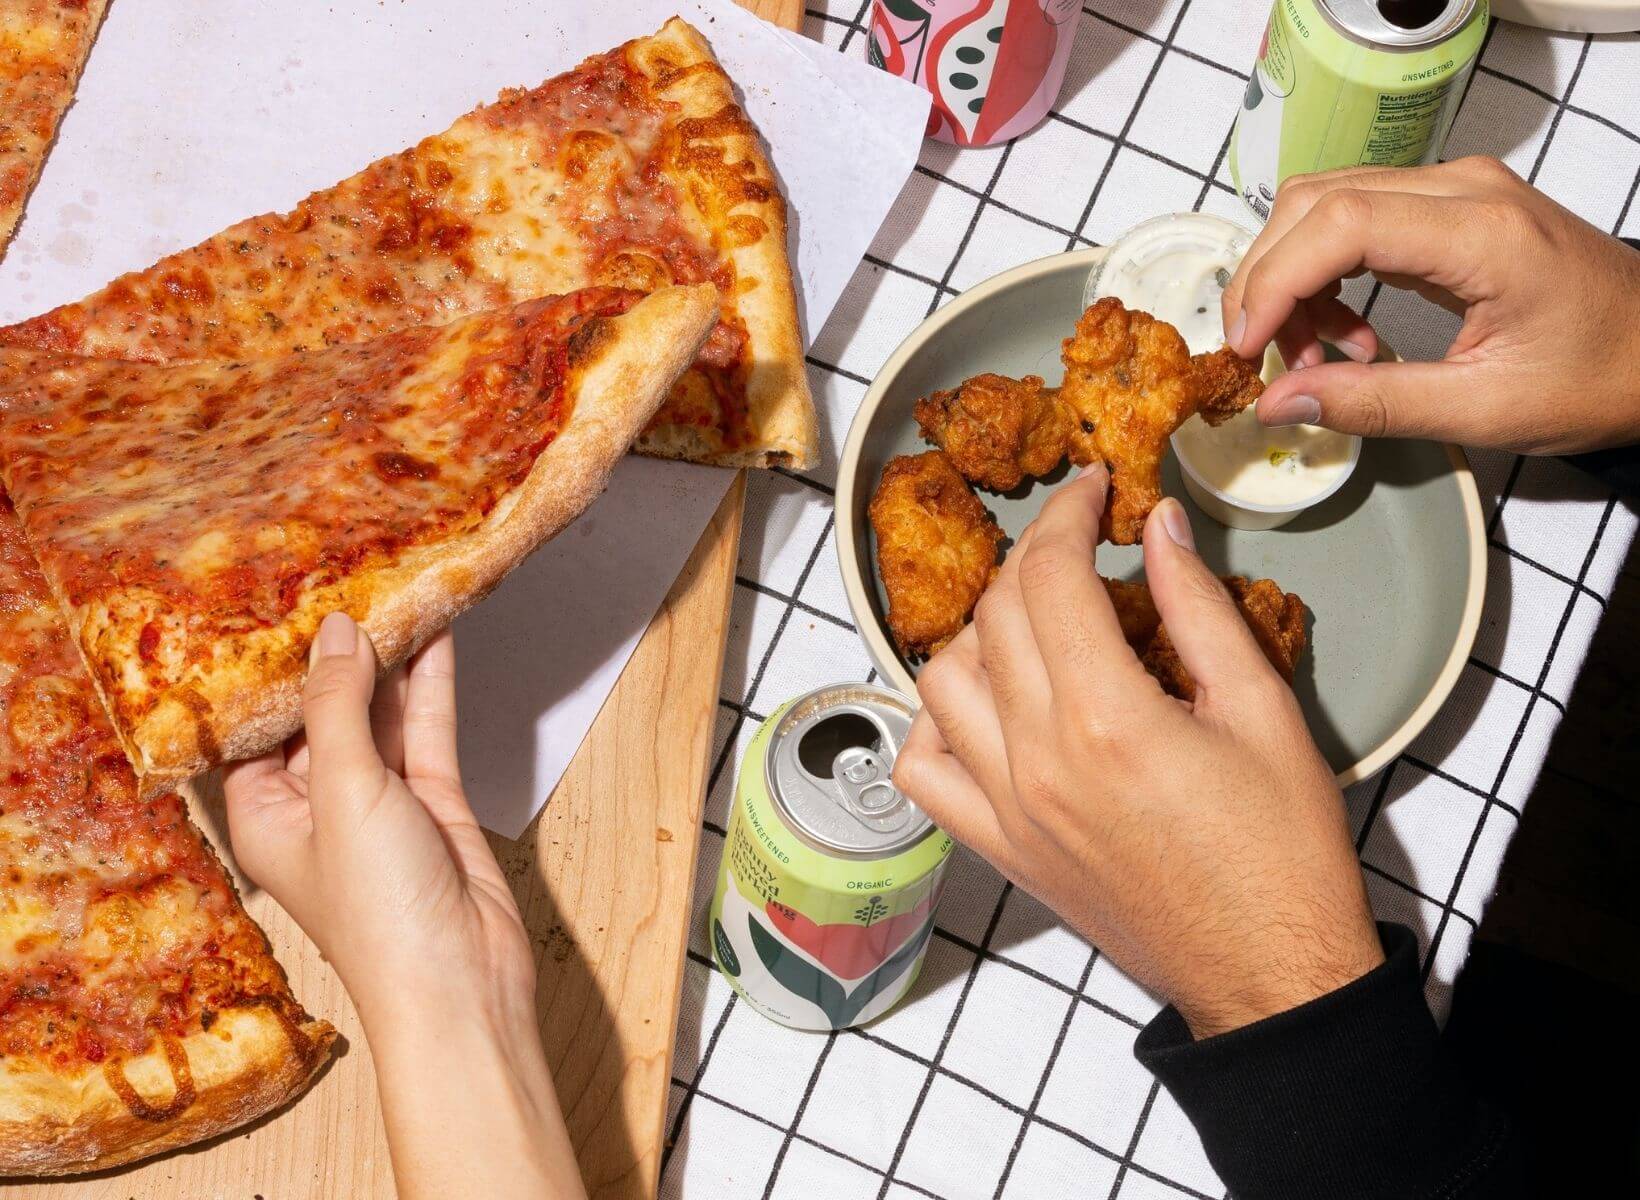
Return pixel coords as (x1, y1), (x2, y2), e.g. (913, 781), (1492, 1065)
(1135, 923), (1525, 1198)
(1127, 447), (1639, 1199)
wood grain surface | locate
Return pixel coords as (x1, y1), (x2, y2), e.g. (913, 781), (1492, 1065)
(11, 3), (806, 1196)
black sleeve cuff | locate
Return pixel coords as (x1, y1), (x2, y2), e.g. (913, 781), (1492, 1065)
(1133, 923), (1521, 1200)
(1563, 446), (1640, 501)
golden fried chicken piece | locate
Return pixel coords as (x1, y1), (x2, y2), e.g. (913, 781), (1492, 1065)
(1060, 298), (1265, 544)
(870, 451), (1004, 657)
(914, 373), (1076, 492)
(1103, 575), (1307, 700)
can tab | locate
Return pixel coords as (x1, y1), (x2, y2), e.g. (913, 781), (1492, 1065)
(830, 745), (913, 836)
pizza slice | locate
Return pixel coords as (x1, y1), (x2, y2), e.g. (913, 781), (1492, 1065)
(0, 17), (816, 469)
(0, 0), (108, 255)
(0, 498), (336, 1176)
(0, 283), (717, 786)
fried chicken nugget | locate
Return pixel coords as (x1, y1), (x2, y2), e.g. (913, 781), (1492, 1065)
(1060, 298), (1264, 544)
(870, 451), (1004, 657)
(914, 373), (1076, 492)
(1124, 576), (1308, 701)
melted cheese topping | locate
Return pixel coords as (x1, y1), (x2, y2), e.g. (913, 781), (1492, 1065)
(1, 25), (770, 449)
(0, 1), (106, 240)
(0, 289), (636, 727)
(0, 502), (295, 1070)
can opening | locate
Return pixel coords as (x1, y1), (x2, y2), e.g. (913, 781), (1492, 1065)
(1375, 0), (1445, 30)
(798, 713), (883, 779)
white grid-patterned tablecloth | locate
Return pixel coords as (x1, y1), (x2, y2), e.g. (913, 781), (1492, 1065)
(661, 6), (1640, 1197)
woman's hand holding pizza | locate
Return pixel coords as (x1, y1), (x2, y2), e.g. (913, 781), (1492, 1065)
(223, 614), (586, 1200)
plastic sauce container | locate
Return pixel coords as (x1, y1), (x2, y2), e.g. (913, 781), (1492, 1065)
(1084, 213), (1361, 530)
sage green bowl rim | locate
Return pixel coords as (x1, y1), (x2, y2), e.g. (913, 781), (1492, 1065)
(833, 247), (1487, 788)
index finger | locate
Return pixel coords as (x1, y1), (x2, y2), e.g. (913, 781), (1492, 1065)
(402, 628), (461, 790)
(1225, 189), (1490, 360)
(1014, 465), (1151, 704)
(1222, 159), (1494, 332)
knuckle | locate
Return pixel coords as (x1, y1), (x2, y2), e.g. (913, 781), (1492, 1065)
(1313, 187), (1370, 232)
(1349, 378), (1394, 438)
(1017, 536), (1076, 593)
(1459, 154), (1518, 190)
(914, 652), (958, 706)
(303, 660), (363, 708)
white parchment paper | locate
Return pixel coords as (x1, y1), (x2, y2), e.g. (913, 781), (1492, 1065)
(0, 0), (928, 836)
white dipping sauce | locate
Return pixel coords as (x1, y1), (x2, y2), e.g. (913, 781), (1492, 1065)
(1087, 213), (1356, 510)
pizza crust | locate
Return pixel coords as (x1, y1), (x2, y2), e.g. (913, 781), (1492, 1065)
(0, 1005), (335, 1177)
(628, 18), (816, 470)
(121, 283), (718, 789)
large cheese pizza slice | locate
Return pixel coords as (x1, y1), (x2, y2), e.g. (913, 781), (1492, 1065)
(0, 17), (816, 469)
(0, 283), (717, 786)
(0, 498), (335, 1176)
(0, 0), (107, 255)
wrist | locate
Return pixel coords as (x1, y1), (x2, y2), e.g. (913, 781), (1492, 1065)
(1176, 923), (1386, 1041)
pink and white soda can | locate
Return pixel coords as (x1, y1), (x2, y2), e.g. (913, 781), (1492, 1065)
(868, 1), (1081, 147)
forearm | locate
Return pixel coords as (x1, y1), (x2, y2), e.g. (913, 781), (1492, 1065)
(360, 984), (586, 1200)
(1134, 923), (1524, 1200)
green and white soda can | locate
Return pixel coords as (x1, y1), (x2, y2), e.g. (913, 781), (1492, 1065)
(1229, 0), (1488, 221)
(709, 684), (953, 1031)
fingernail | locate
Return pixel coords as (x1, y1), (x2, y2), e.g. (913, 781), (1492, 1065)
(1338, 334), (1377, 363)
(1226, 308), (1247, 353)
(1262, 393), (1321, 427)
(1075, 460), (1107, 484)
(1157, 498), (1194, 550)
(317, 612), (357, 658)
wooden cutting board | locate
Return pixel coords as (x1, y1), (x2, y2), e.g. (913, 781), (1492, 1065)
(11, 3), (804, 1197)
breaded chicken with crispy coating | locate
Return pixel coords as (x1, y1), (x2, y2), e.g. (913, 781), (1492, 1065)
(1105, 575), (1307, 700)
(870, 451), (1004, 657)
(914, 373), (1076, 492)
(1060, 298), (1264, 543)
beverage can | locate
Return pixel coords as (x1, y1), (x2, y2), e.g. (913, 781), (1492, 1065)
(868, 1), (1082, 147)
(708, 684), (953, 1030)
(1229, 0), (1488, 220)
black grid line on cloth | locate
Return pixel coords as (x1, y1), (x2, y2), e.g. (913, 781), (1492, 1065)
(1490, 538), (1610, 609)
(924, 143), (1019, 318)
(1065, 0), (1198, 252)
(1615, 164), (1640, 235)
(1195, 121), (1236, 212)
(1474, 63), (1640, 150)
(660, 990), (739, 1177)
(930, 926), (1147, 1031)
(1105, 1078), (1165, 1200)
(665, 512), (841, 1170)
(991, 945), (1102, 1199)
(1082, 5), (1249, 84)
(672, 953), (1205, 1197)
(1362, 861), (1480, 932)
(1525, 35), (1596, 185)
(1421, 495), (1619, 982)
(915, 161), (1100, 245)
(735, 575), (857, 633)
(760, 1030), (840, 1200)
(873, 881), (1015, 1200)
(1468, 656), (1567, 716)
(840, 1015), (1218, 1199)
(1044, 110), (1239, 197)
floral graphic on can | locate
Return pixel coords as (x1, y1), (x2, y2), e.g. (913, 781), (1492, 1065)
(869, 0), (1081, 146)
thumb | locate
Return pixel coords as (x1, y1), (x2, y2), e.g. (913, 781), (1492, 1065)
(302, 612), (389, 813)
(1141, 500), (1276, 700)
(1257, 359), (1464, 441)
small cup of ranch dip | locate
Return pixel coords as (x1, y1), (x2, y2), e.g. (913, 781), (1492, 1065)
(1085, 212), (1361, 531)
(1172, 346), (1361, 531)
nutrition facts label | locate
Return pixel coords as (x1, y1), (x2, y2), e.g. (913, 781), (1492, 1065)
(1363, 79), (1456, 165)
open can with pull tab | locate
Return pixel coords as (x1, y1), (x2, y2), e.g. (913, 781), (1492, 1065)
(709, 684), (953, 1030)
